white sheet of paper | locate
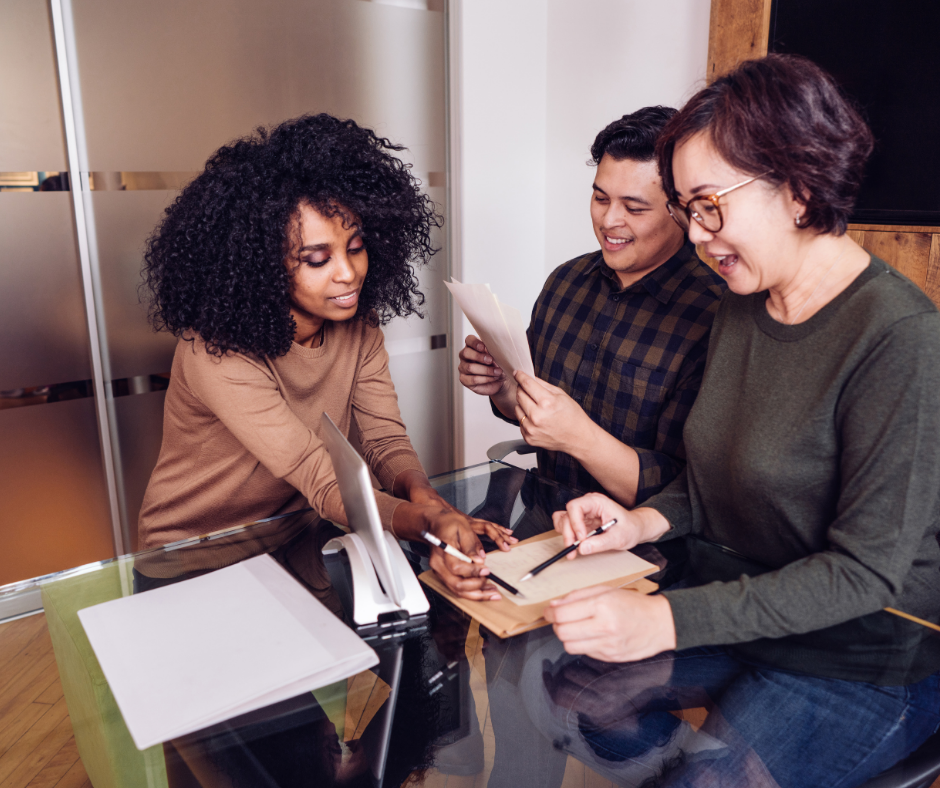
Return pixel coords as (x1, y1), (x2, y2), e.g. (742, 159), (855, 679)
(445, 279), (535, 377)
(78, 554), (377, 750)
(498, 300), (534, 375)
(485, 534), (658, 605)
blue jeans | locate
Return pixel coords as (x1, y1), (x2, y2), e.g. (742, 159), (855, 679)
(485, 632), (940, 788)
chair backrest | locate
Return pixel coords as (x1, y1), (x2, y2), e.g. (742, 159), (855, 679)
(857, 729), (940, 788)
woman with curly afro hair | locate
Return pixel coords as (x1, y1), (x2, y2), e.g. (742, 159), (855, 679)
(138, 114), (515, 601)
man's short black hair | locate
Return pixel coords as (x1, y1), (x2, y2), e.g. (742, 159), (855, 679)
(590, 106), (678, 165)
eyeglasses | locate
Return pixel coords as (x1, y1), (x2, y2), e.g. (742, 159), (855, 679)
(665, 174), (769, 234)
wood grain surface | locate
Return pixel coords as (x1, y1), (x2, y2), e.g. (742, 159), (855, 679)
(707, 0), (772, 82)
(705, 0), (940, 298)
(0, 614), (90, 788)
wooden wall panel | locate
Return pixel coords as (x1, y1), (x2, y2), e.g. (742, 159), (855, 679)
(707, 0), (772, 82)
(705, 0), (940, 309)
(846, 229), (932, 291)
(926, 235), (940, 306)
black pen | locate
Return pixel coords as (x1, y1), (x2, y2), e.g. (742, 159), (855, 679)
(420, 531), (523, 597)
(519, 519), (618, 582)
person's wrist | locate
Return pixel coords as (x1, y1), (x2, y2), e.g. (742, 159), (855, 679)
(634, 507), (671, 543)
(393, 469), (435, 502)
(565, 407), (600, 461)
(408, 484), (443, 507)
(491, 385), (516, 420)
(390, 500), (430, 542)
(651, 594), (677, 651)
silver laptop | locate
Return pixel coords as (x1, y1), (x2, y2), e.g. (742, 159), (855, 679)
(319, 413), (406, 606)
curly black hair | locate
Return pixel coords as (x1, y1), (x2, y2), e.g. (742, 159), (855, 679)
(143, 113), (442, 358)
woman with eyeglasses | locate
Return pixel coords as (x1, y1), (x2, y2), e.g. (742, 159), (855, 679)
(541, 55), (940, 785)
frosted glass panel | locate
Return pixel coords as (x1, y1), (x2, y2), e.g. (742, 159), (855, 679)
(0, 398), (113, 585)
(331, 2), (446, 174)
(66, 0), (452, 518)
(0, 0), (67, 171)
(92, 191), (179, 379)
(383, 185), (449, 343)
(72, 0), (337, 171)
(71, 0), (444, 173)
(387, 347), (451, 476)
(114, 390), (167, 553)
(0, 193), (93, 390)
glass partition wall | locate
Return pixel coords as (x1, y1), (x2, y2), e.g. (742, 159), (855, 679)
(0, 0), (452, 602)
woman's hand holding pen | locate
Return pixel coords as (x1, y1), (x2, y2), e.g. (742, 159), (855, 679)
(391, 470), (517, 601)
(426, 512), (504, 602)
(552, 493), (671, 558)
(547, 491), (676, 661)
(393, 503), (509, 601)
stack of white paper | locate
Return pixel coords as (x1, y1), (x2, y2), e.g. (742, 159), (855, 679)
(78, 554), (378, 750)
(445, 278), (535, 377)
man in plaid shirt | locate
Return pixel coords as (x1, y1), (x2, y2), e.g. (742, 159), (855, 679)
(459, 107), (725, 506)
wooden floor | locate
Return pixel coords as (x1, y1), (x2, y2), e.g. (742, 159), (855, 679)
(0, 614), (90, 788)
(1, 614), (937, 788)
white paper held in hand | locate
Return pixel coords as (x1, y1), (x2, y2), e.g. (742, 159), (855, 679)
(445, 278), (535, 377)
(77, 554), (378, 750)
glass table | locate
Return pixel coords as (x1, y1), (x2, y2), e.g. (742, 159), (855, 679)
(16, 460), (940, 788)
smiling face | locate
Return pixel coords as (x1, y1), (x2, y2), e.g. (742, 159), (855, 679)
(589, 154), (685, 289)
(287, 203), (368, 347)
(671, 132), (802, 294)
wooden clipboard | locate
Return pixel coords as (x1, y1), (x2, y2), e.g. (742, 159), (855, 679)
(418, 531), (659, 638)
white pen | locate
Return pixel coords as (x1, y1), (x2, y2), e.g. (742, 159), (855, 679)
(420, 530), (522, 596)
(420, 530), (473, 563)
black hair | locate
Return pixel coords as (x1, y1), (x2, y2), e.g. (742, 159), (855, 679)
(143, 113), (442, 358)
(590, 106), (678, 165)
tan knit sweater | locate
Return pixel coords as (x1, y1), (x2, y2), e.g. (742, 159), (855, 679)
(138, 320), (425, 550)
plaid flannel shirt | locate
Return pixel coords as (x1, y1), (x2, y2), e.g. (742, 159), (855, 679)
(496, 240), (725, 502)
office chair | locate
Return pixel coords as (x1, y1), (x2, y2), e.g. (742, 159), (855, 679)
(486, 439), (536, 462)
(858, 729), (940, 788)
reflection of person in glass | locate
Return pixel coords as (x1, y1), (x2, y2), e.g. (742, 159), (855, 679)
(138, 114), (513, 601)
(167, 637), (439, 787)
(542, 56), (940, 785)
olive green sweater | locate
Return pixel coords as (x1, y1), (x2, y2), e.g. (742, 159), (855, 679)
(649, 257), (940, 685)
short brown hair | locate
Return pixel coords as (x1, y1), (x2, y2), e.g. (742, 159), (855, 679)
(656, 54), (874, 235)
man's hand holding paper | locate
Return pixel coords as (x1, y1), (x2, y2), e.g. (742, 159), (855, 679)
(458, 334), (514, 401)
(513, 370), (595, 454)
(445, 279), (534, 382)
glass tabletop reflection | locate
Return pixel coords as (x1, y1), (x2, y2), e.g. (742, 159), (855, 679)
(36, 461), (937, 788)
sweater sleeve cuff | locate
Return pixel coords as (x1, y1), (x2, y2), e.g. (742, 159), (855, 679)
(375, 490), (405, 533)
(372, 450), (426, 494)
(661, 586), (719, 651)
(641, 469), (694, 538)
